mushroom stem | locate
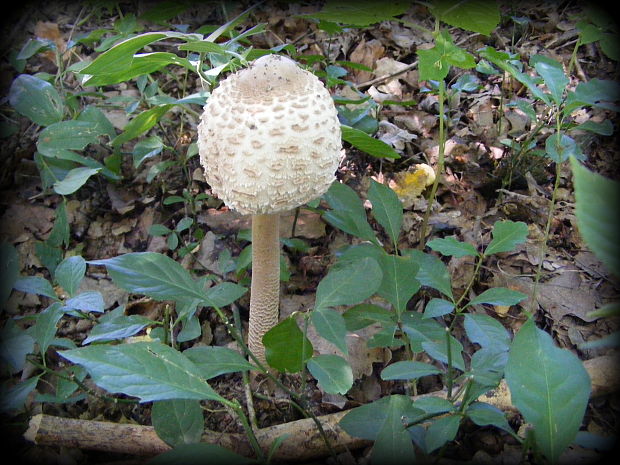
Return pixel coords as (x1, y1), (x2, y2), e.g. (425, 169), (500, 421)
(248, 213), (280, 367)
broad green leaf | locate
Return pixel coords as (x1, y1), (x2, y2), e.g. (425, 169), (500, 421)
(151, 399), (203, 447)
(302, 0), (410, 26)
(545, 132), (584, 163)
(176, 314), (201, 343)
(505, 319), (591, 463)
(183, 346), (255, 379)
(380, 361), (442, 380)
(412, 396), (454, 415)
(8, 74), (64, 126)
(0, 242), (19, 306)
(367, 324), (403, 349)
(575, 119), (614, 136)
(368, 180), (403, 246)
(466, 287), (527, 308)
(342, 303), (394, 331)
(425, 414), (461, 453)
(203, 282), (247, 308)
(483, 220), (528, 256)
(372, 395), (416, 464)
(178, 40), (226, 54)
(466, 402), (513, 434)
(60, 341), (224, 402)
(0, 376), (40, 413)
(54, 167), (101, 195)
(571, 157), (620, 276)
(315, 257), (382, 310)
(13, 276), (58, 300)
(311, 307), (348, 355)
(401, 311), (445, 353)
(531, 55), (568, 105)
(564, 78), (620, 113)
(64, 291), (105, 313)
(418, 31), (476, 81)
(55, 256), (86, 298)
(112, 105), (174, 147)
(405, 249), (453, 299)
(468, 347), (508, 388)
(133, 136), (164, 168)
(83, 313), (154, 344)
(463, 313), (510, 351)
(307, 354), (353, 395)
(77, 105), (116, 140)
(427, 236), (478, 258)
(47, 201), (70, 248)
(323, 182), (378, 245)
(431, 0), (500, 35)
(341, 125), (400, 159)
(37, 120), (102, 157)
(147, 442), (254, 465)
(423, 298), (455, 319)
(263, 317), (313, 373)
(422, 334), (465, 372)
(0, 320), (35, 373)
(376, 253), (420, 314)
(89, 253), (206, 306)
(80, 32), (168, 76)
(32, 302), (64, 356)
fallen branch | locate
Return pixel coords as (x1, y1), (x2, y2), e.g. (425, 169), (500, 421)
(24, 354), (618, 462)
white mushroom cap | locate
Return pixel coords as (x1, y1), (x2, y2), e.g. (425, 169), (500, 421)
(197, 54), (342, 215)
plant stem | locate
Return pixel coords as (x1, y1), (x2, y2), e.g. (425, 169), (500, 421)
(418, 79), (446, 248)
(249, 213), (280, 367)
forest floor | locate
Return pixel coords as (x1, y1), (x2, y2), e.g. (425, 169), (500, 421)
(0, 1), (619, 464)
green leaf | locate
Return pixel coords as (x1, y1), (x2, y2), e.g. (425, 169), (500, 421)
(423, 298), (455, 319)
(342, 304), (394, 331)
(425, 414), (461, 453)
(0, 376), (40, 414)
(431, 0), (500, 35)
(77, 105), (116, 140)
(483, 220), (528, 256)
(64, 291), (105, 313)
(54, 167), (101, 195)
(418, 31), (476, 81)
(60, 341), (224, 402)
(178, 40), (226, 54)
(80, 32), (168, 76)
(466, 287), (527, 308)
(315, 257), (382, 310)
(89, 253), (206, 306)
(32, 302), (64, 356)
(13, 276), (58, 299)
(203, 282), (247, 308)
(505, 319), (591, 463)
(405, 249), (453, 300)
(323, 182), (378, 244)
(575, 119), (614, 136)
(0, 320), (35, 373)
(263, 317), (313, 373)
(401, 311), (445, 353)
(147, 443), (254, 465)
(8, 74), (64, 126)
(545, 132), (584, 163)
(565, 79), (620, 113)
(341, 125), (400, 159)
(311, 307), (348, 355)
(422, 334), (465, 372)
(531, 55), (569, 105)
(133, 136), (164, 168)
(376, 253), (420, 314)
(427, 236), (478, 258)
(571, 158), (620, 277)
(371, 395), (416, 464)
(55, 256), (86, 298)
(307, 354), (353, 395)
(463, 314), (510, 352)
(112, 105), (174, 147)
(368, 180), (403, 246)
(466, 402), (513, 434)
(302, 0), (410, 26)
(83, 313), (154, 344)
(151, 399), (204, 447)
(380, 361), (442, 380)
(37, 120), (103, 157)
(0, 242), (19, 306)
(183, 346), (255, 379)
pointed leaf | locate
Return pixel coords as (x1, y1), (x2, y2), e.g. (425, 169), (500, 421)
(531, 55), (568, 105)
(505, 319), (591, 463)
(307, 354), (353, 395)
(427, 236), (478, 257)
(14, 276), (58, 300)
(406, 249), (453, 299)
(151, 399), (204, 447)
(32, 302), (64, 356)
(368, 180), (403, 245)
(463, 313), (510, 351)
(323, 182), (378, 244)
(54, 167), (101, 195)
(483, 220), (528, 256)
(431, 0), (500, 35)
(425, 414), (461, 453)
(60, 341), (224, 402)
(423, 298), (455, 319)
(371, 395), (415, 464)
(380, 361), (442, 380)
(263, 317), (313, 373)
(8, 74), (64, 126)
(54, 256), (86, 298)
(65, 290), (105, 313)
(466, 287), (527, 308)
(311, 307), (348, 355)
(377, 253), (420, 314)
(183, 346), (255, 379)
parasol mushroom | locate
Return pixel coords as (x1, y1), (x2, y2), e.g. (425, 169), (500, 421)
(197, 54), (342, 366)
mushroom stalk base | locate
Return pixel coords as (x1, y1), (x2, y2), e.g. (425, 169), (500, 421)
(249, 213), (280, 367)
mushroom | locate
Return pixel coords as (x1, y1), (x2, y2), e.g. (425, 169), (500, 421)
(197, 54), (342, 366)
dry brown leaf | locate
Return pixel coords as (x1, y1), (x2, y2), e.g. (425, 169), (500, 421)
(34, 21), (67, 63)
(349, 39), (384, 83)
